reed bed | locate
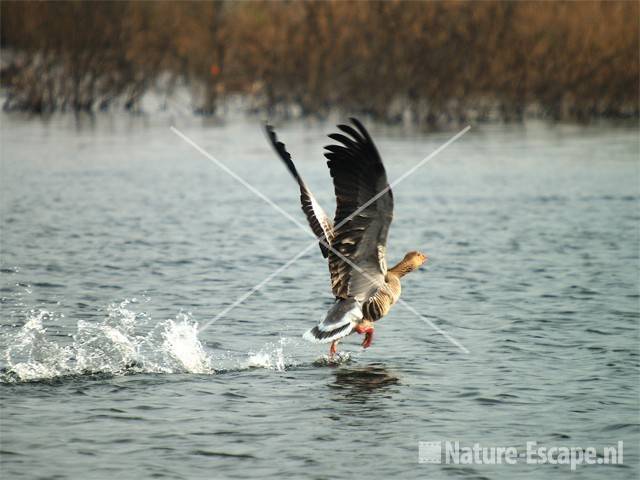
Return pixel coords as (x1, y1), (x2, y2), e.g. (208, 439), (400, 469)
(1, 0), (637, 125)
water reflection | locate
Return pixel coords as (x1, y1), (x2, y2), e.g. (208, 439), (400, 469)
(328, 364), (399, 405)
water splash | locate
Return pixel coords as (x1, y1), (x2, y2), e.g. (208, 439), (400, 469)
(159, 315), (212, 374)
(245, 337), (290, 371)
(4, 310), (71, 382)
(0, 301), (319, 383)
(1, 301), (215, 383)
(312, 351), (353, 367)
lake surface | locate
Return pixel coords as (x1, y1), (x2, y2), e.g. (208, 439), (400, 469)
(1, 113), (638, 479)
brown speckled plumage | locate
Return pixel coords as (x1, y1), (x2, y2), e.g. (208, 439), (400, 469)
(266, 119), (427, 352)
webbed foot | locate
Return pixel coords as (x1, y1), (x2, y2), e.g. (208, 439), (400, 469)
(354, 323), (375, 349)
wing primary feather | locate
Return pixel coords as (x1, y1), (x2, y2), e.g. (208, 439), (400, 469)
(337, 124), (364, 143)
(327, 133), (358, 150)
(265, 124), (334, 257)
(324, 118), (394, 299)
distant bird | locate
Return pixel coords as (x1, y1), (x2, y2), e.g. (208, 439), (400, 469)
(265, 118), (427, 356)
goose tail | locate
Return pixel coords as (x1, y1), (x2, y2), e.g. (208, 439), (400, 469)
(302, 299), (362, 344)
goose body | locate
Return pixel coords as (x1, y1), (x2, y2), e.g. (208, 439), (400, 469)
(266, 118), (427, 355)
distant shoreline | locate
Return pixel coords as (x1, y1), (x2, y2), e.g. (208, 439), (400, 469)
(2, 101), (637, 135)
(1, 1), (638, 126)
(2, 64), (637, 128)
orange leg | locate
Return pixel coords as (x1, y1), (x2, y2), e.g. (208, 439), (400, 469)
(355, 323), (375, 349)
(329, 340), (338, 357)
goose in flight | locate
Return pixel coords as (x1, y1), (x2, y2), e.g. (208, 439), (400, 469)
(265, 118), (427, 356)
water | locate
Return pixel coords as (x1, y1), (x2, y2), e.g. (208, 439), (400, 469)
(1, 113), (638, 479)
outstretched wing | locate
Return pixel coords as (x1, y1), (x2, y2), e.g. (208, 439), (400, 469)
(265, 125), (334, 257)
(324, 118), (394, 300)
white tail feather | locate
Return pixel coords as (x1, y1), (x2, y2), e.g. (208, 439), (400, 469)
(302, 323), (355, 344)
(303, 300), (362, 344)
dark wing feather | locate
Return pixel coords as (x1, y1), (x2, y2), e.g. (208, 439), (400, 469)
(325, 118), (394, 299)
(265, 125), (334, 257)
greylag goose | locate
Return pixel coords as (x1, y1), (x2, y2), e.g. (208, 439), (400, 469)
(265, 118), (427, 356)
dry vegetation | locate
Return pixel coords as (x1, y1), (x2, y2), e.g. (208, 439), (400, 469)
(1, 0), (638, 125)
